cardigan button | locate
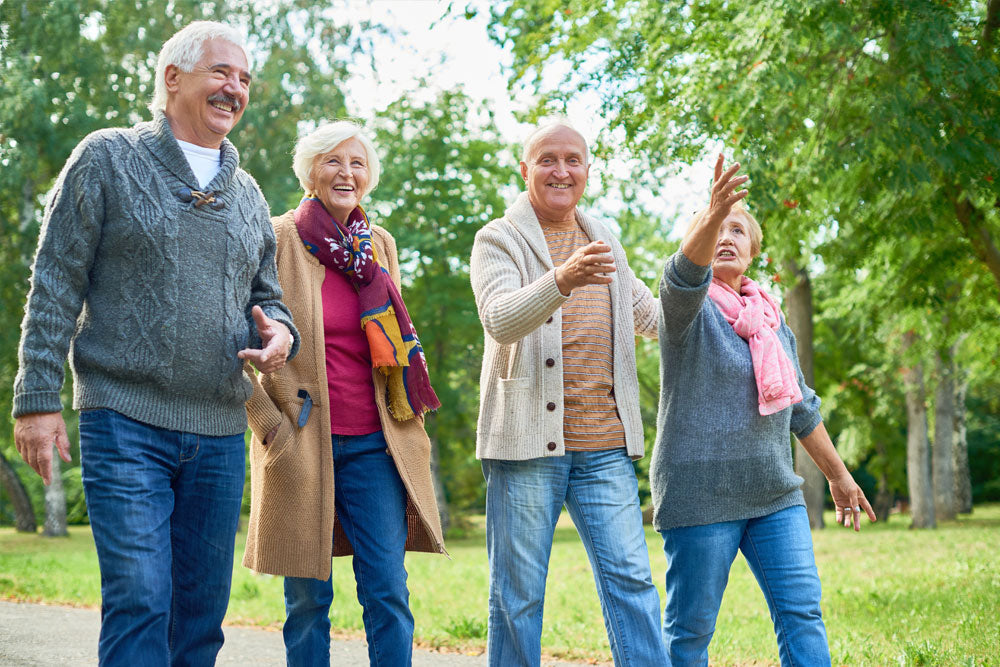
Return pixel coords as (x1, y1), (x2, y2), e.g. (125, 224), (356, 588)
(545, 358), (555, 367)
(546, 316), (553, 324)
(546, 442), (557, 451)
(546, 401), (556, 411)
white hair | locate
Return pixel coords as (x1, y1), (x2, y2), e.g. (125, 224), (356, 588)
(520, 117), (590, 165)
(292, 120), (381, 196)
(149, 21), (247, 114)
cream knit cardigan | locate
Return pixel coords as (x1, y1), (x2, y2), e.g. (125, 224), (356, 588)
(470, 192), (658, 461)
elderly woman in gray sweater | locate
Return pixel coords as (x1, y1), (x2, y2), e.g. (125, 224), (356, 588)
(651, 155), (875, 667)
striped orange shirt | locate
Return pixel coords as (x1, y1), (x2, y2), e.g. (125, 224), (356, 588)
(543, 223), (626, 451)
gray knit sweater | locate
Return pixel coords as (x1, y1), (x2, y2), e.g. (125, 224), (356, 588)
(651, 251), (822, 531)
(13, 112), (299, 436)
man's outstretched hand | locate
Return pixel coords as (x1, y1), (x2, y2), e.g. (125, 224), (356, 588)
(238, 306), (292, 374)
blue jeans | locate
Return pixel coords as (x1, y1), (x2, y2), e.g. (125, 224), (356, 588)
(78, 408), (245, 667)
(283, 431), (413, 667)
(660, 505), (830, 667)
(482, 448), (667, 667)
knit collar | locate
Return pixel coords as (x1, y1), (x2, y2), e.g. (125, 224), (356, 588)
(503, 191), (612, 269)
(137, 111), (241, 191)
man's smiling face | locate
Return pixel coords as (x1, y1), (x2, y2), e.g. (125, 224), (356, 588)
(520, 125), (590, 222)
(164, 37), (250, 148)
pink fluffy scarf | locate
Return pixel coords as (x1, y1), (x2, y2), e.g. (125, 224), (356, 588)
(707, 276), (803, 416)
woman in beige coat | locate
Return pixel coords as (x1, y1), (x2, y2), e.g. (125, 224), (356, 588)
(243, 120), (445, 667)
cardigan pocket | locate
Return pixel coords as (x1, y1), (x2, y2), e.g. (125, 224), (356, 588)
(262, 398), (302, 470)
(490, 377), (534, 439)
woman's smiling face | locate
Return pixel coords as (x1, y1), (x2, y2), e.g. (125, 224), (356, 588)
(310, 137), (370, 223)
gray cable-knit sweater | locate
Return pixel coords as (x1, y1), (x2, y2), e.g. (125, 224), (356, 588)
(651, 251), (822, 531)
(12, 112), (299, 436)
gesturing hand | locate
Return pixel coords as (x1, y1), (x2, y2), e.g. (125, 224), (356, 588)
(14, 412), (72, 485)
(704, 153), (749, 227)
(238, 306), (293, 374)
(554, 241), (616, 295)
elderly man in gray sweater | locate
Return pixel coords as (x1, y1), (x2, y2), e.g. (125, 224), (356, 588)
(12, 21), (298, 666)
(470, 121), (667, 666)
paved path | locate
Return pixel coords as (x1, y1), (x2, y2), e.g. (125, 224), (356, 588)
(0, 600), (596, 666)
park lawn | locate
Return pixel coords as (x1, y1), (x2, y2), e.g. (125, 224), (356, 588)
(1, 506), (998, 666)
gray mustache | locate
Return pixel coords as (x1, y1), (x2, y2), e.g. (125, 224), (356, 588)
(208, 94), (242, 112)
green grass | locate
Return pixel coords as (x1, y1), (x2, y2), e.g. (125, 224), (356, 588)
(2, 506), (999, 665)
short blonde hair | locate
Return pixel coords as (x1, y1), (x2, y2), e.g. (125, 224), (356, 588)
(292, 120), (381, 196)
(149, 21), (247, 114)
(686, 201), (763, 257)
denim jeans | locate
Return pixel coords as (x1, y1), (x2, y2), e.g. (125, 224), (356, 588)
(78, 408), (245, 667)
(283, 430), (413, 667)
(660, 505), (830, 667)
(482, 448), (667, 667)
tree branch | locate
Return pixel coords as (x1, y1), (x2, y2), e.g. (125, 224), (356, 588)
(953, 191), (1000, 296)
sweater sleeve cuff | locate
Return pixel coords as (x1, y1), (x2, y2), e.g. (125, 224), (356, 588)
(671, 251), (712, 288)
(12, 390), (64, 419)
(272, 312), (301, 362)
(246, 395), (283, 441)
(792, 411), (823, 440)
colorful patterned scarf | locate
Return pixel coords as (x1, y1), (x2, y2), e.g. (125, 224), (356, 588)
(294, 197), (440, 420)
(708, 276), (803, 416)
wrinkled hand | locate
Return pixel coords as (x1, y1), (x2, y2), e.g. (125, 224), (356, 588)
(554, 241), (616, 295)
(704, 153), (749, 227)
(829, 473), (877, 531)
(238, 306), (292, 374)
(14, 412), (72, 485)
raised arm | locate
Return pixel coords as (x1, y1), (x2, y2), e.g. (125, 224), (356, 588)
(680, 154), (748, 266)
(660, 155), (748, 342)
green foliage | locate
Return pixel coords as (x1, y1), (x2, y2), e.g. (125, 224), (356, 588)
(968, 389), (1000, 502)
(442, 615), (488, 639)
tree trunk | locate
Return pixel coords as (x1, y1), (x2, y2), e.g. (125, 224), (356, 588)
(953, 375), (972, 514)
(43, 447), (68, 537)
(20, 177), (36, 232)
(0, 450), (37, 533)
(785, 260), (826, 529)
(903, 332), (935, 529)
(933, 346), (956, 522)
(872, 439), (893, 524)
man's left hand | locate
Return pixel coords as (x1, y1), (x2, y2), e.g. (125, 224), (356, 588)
(238, 306), (292, 374)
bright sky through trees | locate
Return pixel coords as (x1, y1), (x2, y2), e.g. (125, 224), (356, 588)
(338, 0), (712, 236)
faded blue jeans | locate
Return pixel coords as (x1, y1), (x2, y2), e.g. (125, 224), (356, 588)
(482, 448), (667, 666)
(79, 408), (245, 667)
(282, 430), (412, 667)
(660, 505), (830, 666)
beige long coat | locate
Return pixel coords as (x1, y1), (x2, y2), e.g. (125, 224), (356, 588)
(243, 210), (446, 581)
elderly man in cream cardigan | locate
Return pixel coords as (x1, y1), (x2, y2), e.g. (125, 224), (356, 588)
(470, 120), (667, 666)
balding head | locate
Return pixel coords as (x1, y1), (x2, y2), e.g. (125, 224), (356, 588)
(521, 120), (590, 166)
